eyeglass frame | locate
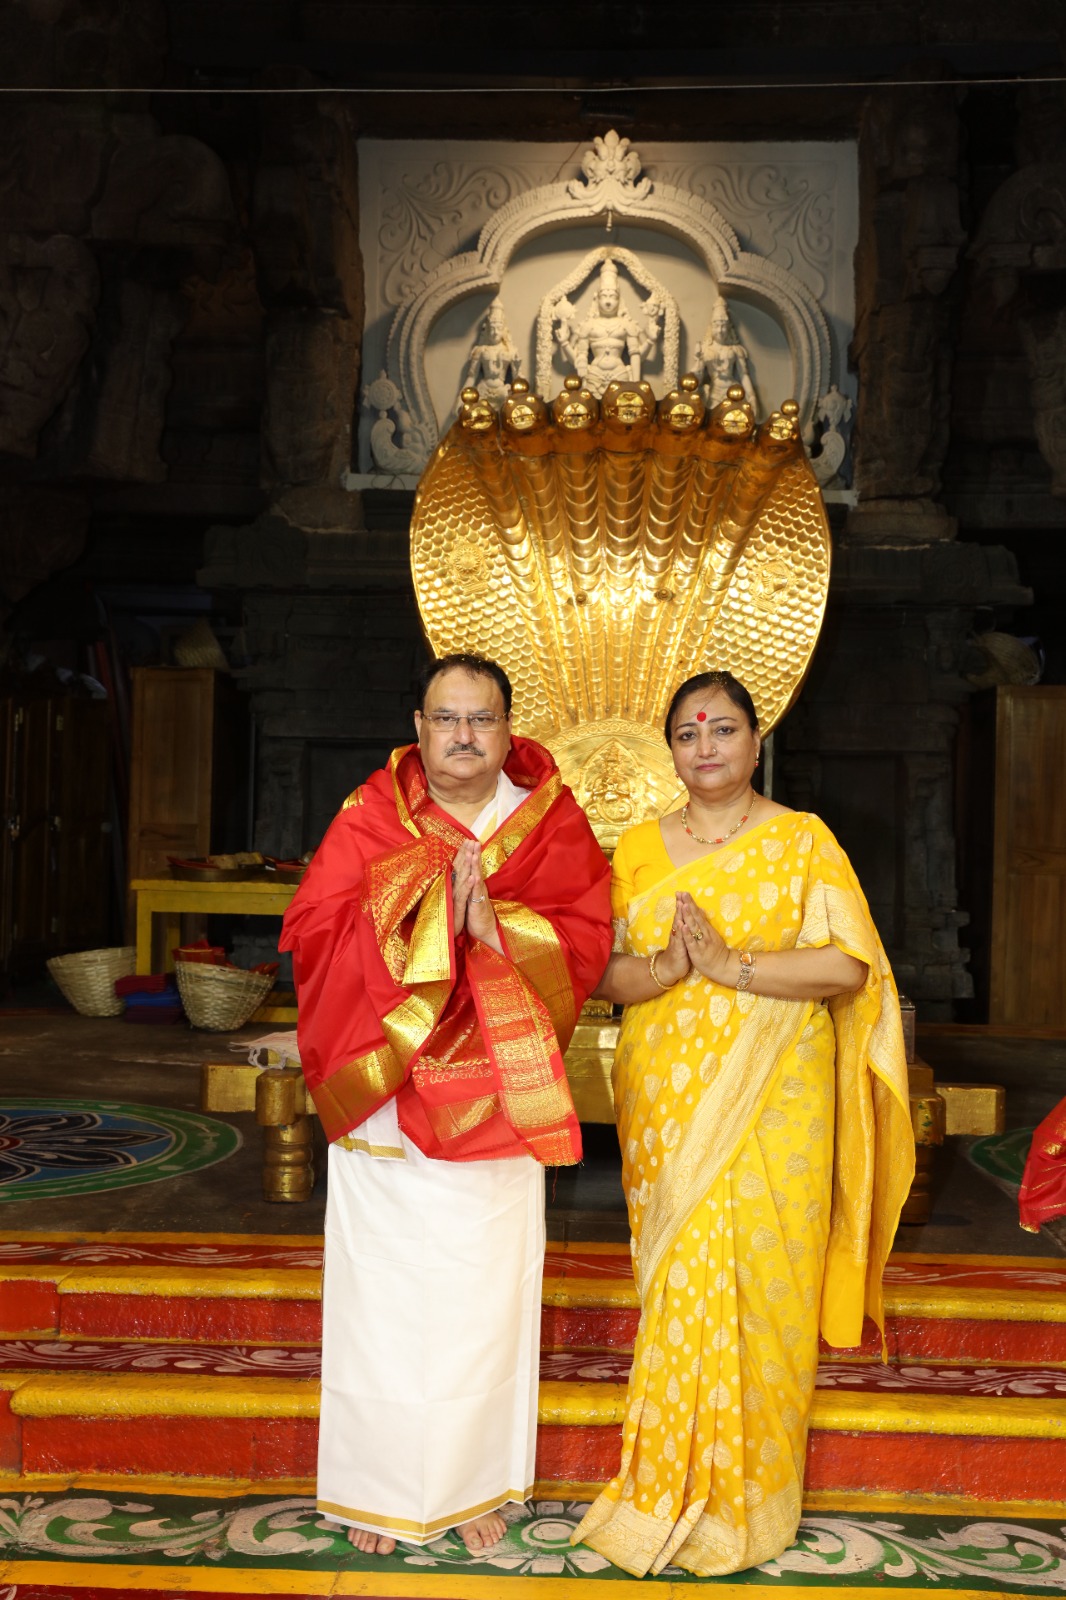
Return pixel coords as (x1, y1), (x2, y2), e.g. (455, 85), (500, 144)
(420, 711), (510, 731)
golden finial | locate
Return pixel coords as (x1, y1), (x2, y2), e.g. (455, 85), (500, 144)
(458, 386), (496, 433)
(602, 380), (655, 429)
(503, 376), (548, 435)
(659, 372), (705, 432)
(714, 383), (755, 439)
(552, 373), (598, 431)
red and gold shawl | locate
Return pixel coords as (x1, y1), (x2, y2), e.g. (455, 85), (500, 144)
(1019, 1096), (1066, 1232)
(279, 737), (612, 1165)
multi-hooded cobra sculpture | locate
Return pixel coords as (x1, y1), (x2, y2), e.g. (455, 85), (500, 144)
(410, 370), (831, 853)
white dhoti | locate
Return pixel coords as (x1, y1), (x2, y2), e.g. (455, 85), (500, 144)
(316, 1104), (545, 1545)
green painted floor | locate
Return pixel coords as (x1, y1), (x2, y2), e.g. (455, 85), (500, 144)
(0, 1490), (1062, 1590)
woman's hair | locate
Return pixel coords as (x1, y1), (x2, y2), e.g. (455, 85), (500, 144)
(664, 671), (759, 743)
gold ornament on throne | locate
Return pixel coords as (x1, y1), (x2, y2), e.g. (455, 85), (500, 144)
(411, 374), (831, 853)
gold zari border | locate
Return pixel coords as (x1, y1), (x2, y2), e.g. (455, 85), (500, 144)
(316, 1484), (535, 1542)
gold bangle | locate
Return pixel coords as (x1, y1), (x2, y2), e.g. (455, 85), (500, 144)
(735, 950), (756, 991)
(648, 951), (675, 991)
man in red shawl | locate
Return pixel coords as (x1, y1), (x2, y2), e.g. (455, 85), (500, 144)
(280, 653), (612, 1557)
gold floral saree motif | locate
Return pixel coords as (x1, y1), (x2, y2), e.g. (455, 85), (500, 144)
(574, 814), (912, 1578)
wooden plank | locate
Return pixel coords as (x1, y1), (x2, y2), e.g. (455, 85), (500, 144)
(989, 687), (1066, 1027)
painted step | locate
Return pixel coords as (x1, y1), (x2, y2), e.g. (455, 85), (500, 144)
(0, 1231), (324, 1344)
(1, 1364), (1063, 1504)
(3, 1235), (1065, 1363)
(2, 1336), (1066, 1403)
(543, 1248), (1066, 1366)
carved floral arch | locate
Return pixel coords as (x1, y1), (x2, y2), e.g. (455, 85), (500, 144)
(381, 132), (833, 460)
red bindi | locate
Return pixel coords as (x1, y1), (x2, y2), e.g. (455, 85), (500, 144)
(696, 711), (707, 722)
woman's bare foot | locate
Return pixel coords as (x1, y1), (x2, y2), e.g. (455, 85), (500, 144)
(456, 1511), (507, 1553)
(346, 1527), (396, 1555)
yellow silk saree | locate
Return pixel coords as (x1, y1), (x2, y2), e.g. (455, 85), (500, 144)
(573, 811), (913, 1578)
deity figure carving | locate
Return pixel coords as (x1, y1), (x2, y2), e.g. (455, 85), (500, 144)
(461, 298), (521, 407)
(552, 260), (662, 399)
(579, 740), (644, 833)
(695, 296), (758, 412)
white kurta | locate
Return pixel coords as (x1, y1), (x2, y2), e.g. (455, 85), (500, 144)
(316, 770), (546, 1543)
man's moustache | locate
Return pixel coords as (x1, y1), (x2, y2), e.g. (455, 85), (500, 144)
(445, 743), (485, 757)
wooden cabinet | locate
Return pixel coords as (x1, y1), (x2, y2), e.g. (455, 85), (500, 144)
(127, 668), (248, 930)
(958, 685), (1066, 1026)
(0, 693), (112, 980)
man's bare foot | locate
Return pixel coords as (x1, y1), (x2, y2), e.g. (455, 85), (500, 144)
(456, 1511), (507, 1553)
(346, 1527), (396, 1555)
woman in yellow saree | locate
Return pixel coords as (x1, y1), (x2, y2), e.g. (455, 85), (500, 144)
(573, 672), (914, 1578)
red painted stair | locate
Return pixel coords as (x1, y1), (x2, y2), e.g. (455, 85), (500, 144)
(0, 1232), (1063, 1506)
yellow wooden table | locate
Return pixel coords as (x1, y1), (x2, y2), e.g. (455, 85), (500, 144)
(130, 876), (299, 974)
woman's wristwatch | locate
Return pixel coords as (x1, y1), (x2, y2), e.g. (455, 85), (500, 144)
(735, 950), (756, 991)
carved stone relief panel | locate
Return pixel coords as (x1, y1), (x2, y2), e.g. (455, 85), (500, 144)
(0, 234), (99, 459)
(356, 135), (857, 479)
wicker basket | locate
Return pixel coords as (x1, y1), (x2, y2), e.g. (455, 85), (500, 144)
(175, 961), (275, 1031)
(47, 946), (136, 1018)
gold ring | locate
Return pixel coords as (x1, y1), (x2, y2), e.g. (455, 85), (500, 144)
(470, 894), (487, 903)
(692, 931), (704, 941)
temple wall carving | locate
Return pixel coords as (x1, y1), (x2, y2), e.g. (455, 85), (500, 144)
(355, 135), (858, 482)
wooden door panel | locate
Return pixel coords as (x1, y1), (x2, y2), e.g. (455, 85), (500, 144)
(56, 700), (112, 950)
(11, 699), (55, 955)
(128, 669), (215, 880)
(990, 687), (1066, 1027)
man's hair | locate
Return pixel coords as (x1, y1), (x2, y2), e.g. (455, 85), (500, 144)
(664, 670), (759, 742)
(417, 652), (513, 717)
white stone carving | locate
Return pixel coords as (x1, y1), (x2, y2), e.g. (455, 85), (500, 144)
(359, 134), (843, 476)
(566, 129), (652, 204)
(460, 297), (521, 407)
(363, 371), (431, 476)
(376, 161), (535, 310)
(655, 161), (838, 299)
(695, 295), (758, 410)
(810, 384), (855, 486)
(538, 250), (676, 397)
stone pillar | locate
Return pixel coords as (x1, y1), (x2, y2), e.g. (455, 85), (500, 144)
(847, 85), (966, 545)
(199, 88), (392, 965)
(252, 92), (363, 489)
(777, 544), (1029, 1017)
(776, 87), (1031, 1018)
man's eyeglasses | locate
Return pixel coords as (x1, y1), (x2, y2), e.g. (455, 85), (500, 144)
(422, 712), (506, 731)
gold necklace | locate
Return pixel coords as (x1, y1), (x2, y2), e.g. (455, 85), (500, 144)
(680, 789), (756, 845)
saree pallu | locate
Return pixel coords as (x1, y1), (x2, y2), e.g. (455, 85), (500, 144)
(574, 813), (913, 1577)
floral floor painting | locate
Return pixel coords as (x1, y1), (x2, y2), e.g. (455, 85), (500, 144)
(0, 1492), (1062, 1598)
(0, 1102), (240, 1201)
